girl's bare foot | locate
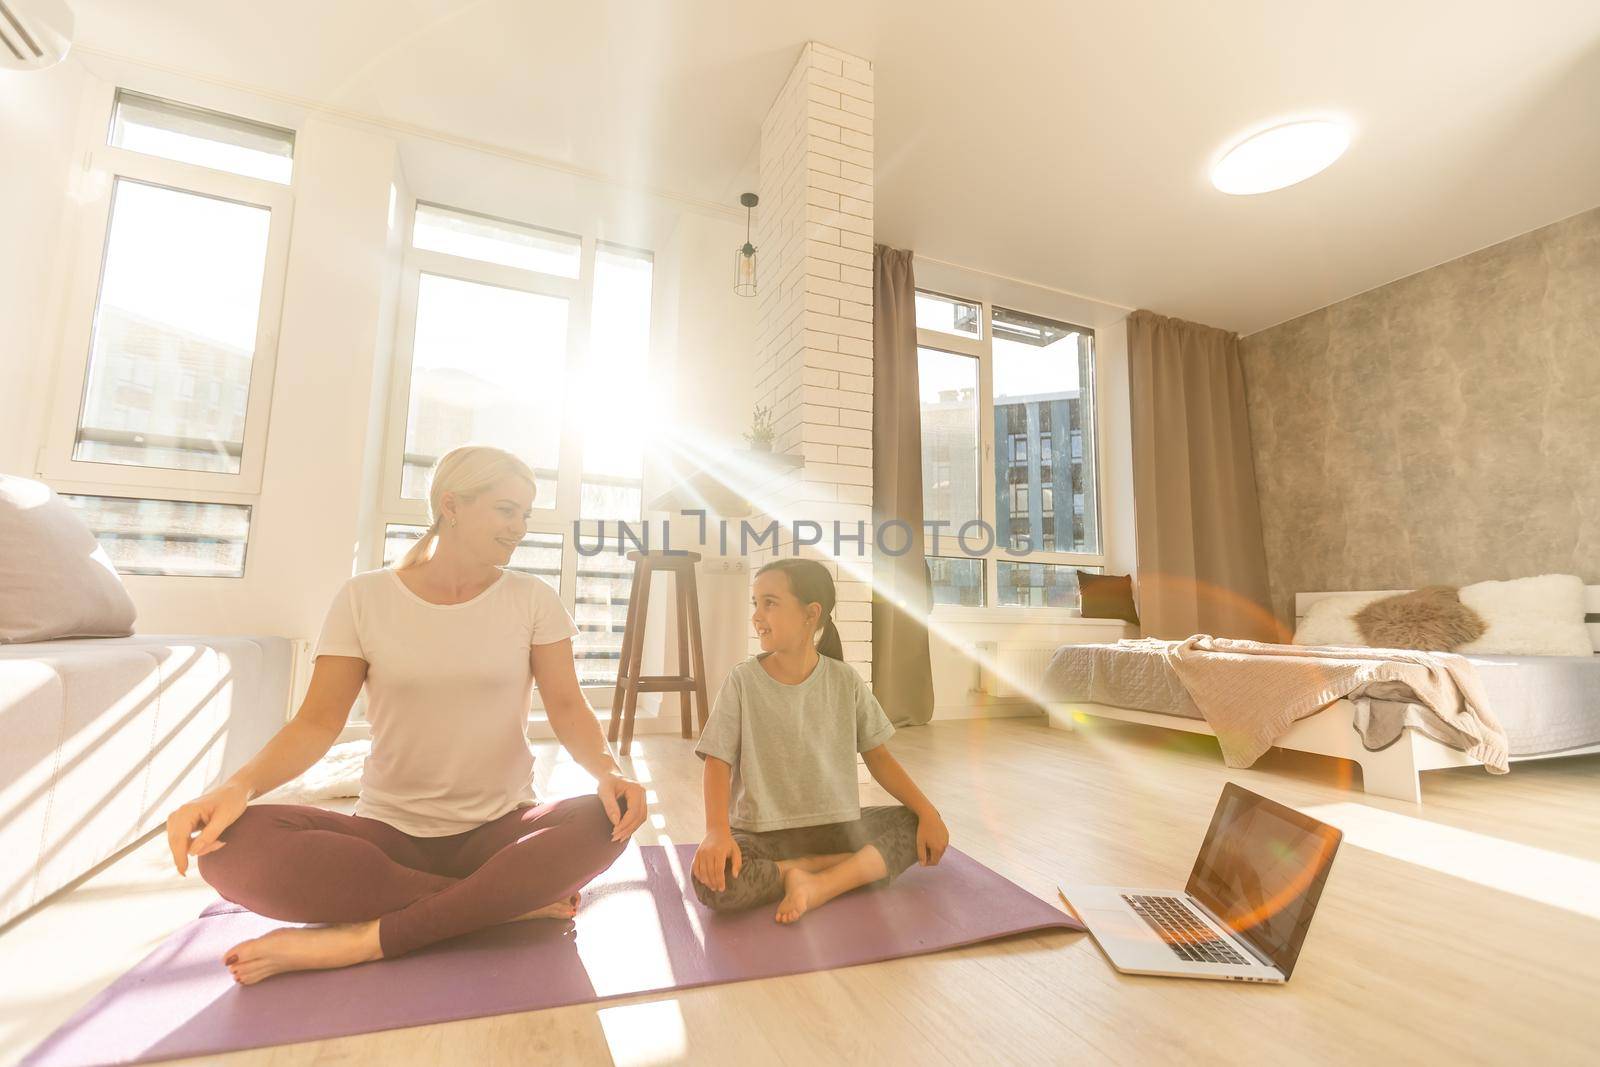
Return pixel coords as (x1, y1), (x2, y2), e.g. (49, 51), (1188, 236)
(775, 868), (818, 924)
(512, 891), (581, 923)
(223, 921), (382, 985)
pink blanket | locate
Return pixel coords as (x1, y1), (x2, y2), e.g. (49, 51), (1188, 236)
(1161, 636), (1509, 772)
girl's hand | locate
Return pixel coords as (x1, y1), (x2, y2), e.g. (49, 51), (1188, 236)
(917, 810), (950, 866)
(693, 829), (742, 891)
(597, 772), (648, 843)
(165, 783), (251, 875)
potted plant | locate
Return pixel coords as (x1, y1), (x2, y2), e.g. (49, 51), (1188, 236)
(744, 404), (775, 453)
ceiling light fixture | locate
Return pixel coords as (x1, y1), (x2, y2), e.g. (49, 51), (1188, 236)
(733, 192), (758, 297)
(1211, 119), (1350, 195)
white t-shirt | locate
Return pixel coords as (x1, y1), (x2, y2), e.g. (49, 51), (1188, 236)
(314, 567), (579, 837)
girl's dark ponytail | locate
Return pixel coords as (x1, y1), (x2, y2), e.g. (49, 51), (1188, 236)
(817, 615), (844, 661)
(756, 557), (843, 660)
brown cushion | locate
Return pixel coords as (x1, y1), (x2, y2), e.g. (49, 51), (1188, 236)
(1353, 586), (1485, 651)
(0, 474), (136, 643)
(1078, 571), (1139, 625)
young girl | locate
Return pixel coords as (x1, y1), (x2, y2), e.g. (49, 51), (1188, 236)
(692, 558), (949, 923)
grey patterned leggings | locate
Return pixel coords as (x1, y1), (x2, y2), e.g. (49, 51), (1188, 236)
(692, 805), (921, 912)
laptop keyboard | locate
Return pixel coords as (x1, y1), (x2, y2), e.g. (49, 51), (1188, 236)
(1122, 894), (1250, 966)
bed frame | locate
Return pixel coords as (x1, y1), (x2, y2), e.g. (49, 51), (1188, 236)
(1044, 586), (1600, 804)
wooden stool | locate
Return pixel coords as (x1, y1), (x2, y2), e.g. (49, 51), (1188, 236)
(607, 550), (710, 756)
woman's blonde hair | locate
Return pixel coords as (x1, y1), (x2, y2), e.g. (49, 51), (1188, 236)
(397, 445), (537, 570)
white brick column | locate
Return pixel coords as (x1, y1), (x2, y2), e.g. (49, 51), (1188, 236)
(749, 42), (875, 681)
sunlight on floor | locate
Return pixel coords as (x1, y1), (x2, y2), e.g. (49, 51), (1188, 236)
(596, 998), (688, 1067)
(1302, 802), (1600, 921)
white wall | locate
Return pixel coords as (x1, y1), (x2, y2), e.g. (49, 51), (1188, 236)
(0, 60), (87, 476)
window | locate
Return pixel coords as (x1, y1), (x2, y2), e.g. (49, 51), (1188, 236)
(992, 306), (1098, 556)
(62, 494), (252, 577)
(400, 273), (568, 505)
(997, 562), (1102, 608)
(41, 87), (294, 580)
(1010, 482), (1029, 514)
(412, 202), (580, 278)
(73, 179), (271, 474)
(929, 556), (984, 607)
(917, 347), (980, 529)
(573, 546), (634, 686)
(109, 90), (295, 184)
(578, 244), (653, 519)
(386, 202), (656, 688)
(915, 289), (1103, 610)
(914, 290), (982, 339)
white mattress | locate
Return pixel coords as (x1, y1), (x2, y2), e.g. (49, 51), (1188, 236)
(1044, 643), (1600, 758)
(0, 634), (290, 929)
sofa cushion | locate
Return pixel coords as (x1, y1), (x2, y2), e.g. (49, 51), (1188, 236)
(1078, 571), (1140, 625)
(0, 475), (136, 643)
(1354, 586), (1486, 651)
(1455, 574), (1593, 657)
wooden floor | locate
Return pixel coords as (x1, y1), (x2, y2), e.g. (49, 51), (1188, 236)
(3, 715), (1597, 1066)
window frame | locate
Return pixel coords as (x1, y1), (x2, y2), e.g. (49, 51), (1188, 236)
(380, 210), (589, 571)
(39, 84), (295, 501)
(916, 290), (1106, 614)
(379, 203), (660, 702)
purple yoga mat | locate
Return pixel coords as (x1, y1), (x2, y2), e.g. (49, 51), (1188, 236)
(22, 844), (1081, 1067)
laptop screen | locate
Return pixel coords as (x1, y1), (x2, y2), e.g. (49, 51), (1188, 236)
(1185, 784), (1342, 978)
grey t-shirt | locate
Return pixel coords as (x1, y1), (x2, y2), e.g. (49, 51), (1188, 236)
(694, 653), (895, 832)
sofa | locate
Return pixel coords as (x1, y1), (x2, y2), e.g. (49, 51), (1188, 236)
(0, 473), (304, 928)
(0, 634), (290, 930)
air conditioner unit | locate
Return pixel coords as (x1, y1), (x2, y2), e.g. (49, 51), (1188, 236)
(0, 0), (74, 72)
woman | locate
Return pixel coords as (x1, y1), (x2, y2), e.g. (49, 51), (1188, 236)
(165, 445), (647, 985)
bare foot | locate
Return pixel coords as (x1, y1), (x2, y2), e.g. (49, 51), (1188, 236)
(511, 891), (581, 923)
(775, 868), (818, 924)
(223, 921), (381, 985)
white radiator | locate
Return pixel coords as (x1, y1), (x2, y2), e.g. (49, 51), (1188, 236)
(977, 643), (1061, 700)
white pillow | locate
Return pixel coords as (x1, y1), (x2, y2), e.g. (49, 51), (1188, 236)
(1455, 574), (1592, 657)
(0, 474), (137, 643)
(1292, 592), (1393, 648)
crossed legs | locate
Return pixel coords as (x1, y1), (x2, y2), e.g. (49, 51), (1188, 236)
(198, 796), (627, 983)
(692, 805), (920, 923)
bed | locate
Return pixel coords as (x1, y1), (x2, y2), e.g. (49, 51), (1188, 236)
(1041, 587), (1600, 803)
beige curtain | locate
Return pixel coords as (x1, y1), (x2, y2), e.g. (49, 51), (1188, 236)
(871, 245), (934, 725)
(1127, 310), (1281, 642)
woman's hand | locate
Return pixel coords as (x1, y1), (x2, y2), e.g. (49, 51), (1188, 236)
(693, 829), (742, 891)
(165, 783), (251, 875)
(596, 771), (648, 843)
(917, 809), (950, 866)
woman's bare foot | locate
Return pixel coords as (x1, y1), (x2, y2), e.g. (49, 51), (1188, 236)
(223, 921), (381, 985)
(511, 891), (581, 923)
(775, 868), (819, 924)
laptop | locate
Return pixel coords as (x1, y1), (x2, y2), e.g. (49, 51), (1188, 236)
(1059, 783), (1342, 984)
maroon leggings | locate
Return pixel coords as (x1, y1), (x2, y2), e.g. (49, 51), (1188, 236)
(198, 795), (627, 958)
